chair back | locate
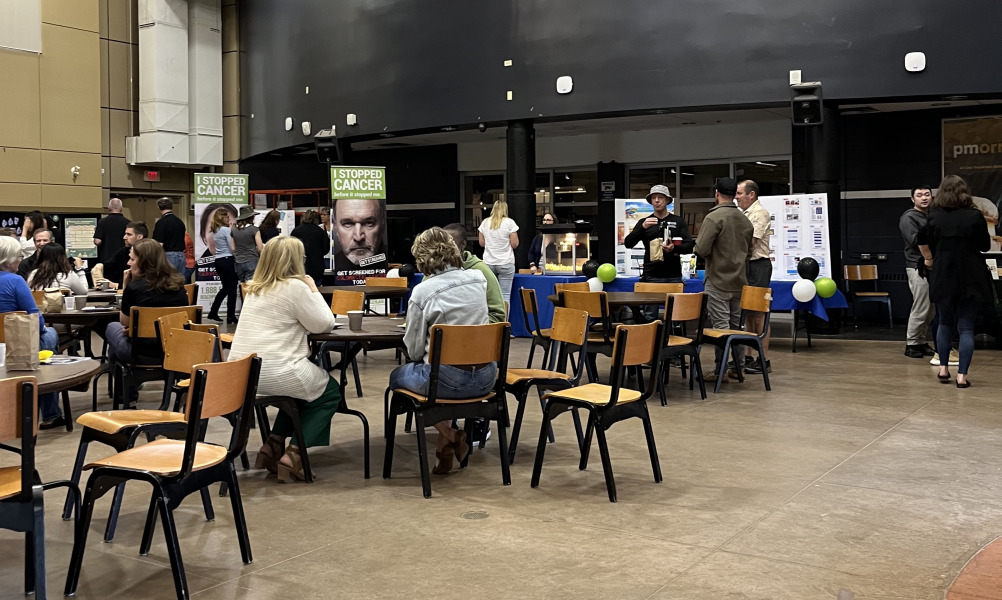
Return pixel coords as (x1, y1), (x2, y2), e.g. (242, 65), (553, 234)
(179, 354), (262, 477)
(665, 292), (707, 344)
(546, 307), (590, 382)
(156, 312), (192, 352)
(559, 290), (613, 342)
(425, 322), (511, 405)
(518, 288), (543, 337)
(844, 264), (878, 282)
(184, 283), (198, 304)
(366, 276), (407, 288)
(184, 322), (225, 359)
(607, 321), (664, 408)
(331, 289), (364, 315)
(738, 286), (773, 333)
(31, 291), (45, 309)
(0, 311), (27, 343)
(635, 282), (684, 294)
(132, 305), (202, 340)
(554, 282), (589, 293)
(163, 328), (217, 375)
(0, 376), (37, 501)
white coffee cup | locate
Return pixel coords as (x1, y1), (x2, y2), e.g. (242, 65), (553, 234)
(347, 310), (364, 331)
(63, 296), (76, 311)
(0, 342), (6, 368)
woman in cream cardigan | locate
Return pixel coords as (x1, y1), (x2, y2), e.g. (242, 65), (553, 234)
(228, 236), (340, 482)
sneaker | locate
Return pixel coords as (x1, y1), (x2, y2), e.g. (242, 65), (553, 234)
(929, 350), (960, 367)
(745, 360), (771, 374)
(702, 371), (728, 384)
(904, 345), (925, 359)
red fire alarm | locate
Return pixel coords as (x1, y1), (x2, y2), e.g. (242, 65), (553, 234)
(143, 170), (160, 182)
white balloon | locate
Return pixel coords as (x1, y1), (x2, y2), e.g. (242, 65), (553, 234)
(587, 277), (604, 292)
(386, 268), (400, 278)
(792, 278), (817, 302)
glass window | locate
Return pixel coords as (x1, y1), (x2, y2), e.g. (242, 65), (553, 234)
(463, 173), (504, 236)
(678, 163), (730, 200)
(628, 167), (676, 200)
(553, 170), (597, 223)
(535, 171), (552, 223)
(734, 160), (791, 196)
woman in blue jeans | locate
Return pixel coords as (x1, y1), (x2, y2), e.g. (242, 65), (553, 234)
(389, 227), (495, 474)
(918, 175), (992, 388)
(0, 236), (62, 428)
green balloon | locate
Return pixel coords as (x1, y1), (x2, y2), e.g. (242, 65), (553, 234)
(597, 263), (617, 283)
(815, 276), (837, 298)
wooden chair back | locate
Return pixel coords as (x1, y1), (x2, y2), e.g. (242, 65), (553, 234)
(132, 305), (202, 339)
(635, 282), (684, 294)
(156, 312), (192, 352)
(554, 282), (589, 293)
(843, 265), (878, 282)
(559, 290), (609, 319)
(31, 291), (44, 309)
(0, 376), (37, 441)
(331, 289), (364, 315)
(614, 321), (661, 367)
(666, 292), (703, 322)
(430, 322), (507, 366)
(518, 288), (542, 334)
(739, 286), (772, 313)
(163, 328), (217, 375)
(184, 322), (225, 358)
(184, 283), (198, 304)
(549, 307), (589, 347)
(517, 269), (534, 274)
(0, 311), (27, 344)
(366, 276), (408, 288)
(185, 354), (257, 422)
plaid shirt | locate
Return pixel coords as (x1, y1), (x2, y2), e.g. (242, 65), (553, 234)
(743, 200), (772, 261)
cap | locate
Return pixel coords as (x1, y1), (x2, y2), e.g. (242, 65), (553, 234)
(236, 205), (256, 221)
(714, 177), (738, 197)
(645, 184), (674, 201)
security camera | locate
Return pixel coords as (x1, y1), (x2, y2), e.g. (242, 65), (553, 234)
(478, 123), (487, 133)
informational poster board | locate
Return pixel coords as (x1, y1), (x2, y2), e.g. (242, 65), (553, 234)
(63, 217), (98, 258)
(943, 117), (1002, 251)
(612, 193), (831, 281)
(193, 174), (249, 311)
(330, 166), (388, 285)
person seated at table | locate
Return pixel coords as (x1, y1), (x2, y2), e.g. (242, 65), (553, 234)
(389, 226), (494, 475)
(27, 243), (89, 297)
(92, 221), (147, 288)
(104, 238), (188, 407)
(0, 235), (63, 428)
(227, 236), (341, 483)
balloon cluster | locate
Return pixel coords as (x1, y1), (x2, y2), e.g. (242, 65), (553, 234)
(792, 257), (836, 302)
(582, 261), (616, 291)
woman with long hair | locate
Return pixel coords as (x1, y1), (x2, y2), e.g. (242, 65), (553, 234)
(527, 213), (556, 273)
(103, 238), (188, 406)
(228, 236), (340, 482)
(207, 208), (239, 324)
(27, 243), (88, 296)
(919, 175), (992, 388)
(390, 227), (493, 474)
(477, 198), (519, 303)
(231, 206), (260, 283)
(255, 210), (282, 247)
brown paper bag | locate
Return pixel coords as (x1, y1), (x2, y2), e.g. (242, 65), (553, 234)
(4, 313), (40, 371)
(649, 239), (664, 262)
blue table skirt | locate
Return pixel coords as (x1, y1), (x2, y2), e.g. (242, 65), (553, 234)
(508, 274), (848, 337)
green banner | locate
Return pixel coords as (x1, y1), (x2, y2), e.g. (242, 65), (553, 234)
(330, 166), (386, 199)
(194, 173), (249, 204)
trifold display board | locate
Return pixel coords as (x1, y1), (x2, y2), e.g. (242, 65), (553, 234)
(612, 193), (831, 281)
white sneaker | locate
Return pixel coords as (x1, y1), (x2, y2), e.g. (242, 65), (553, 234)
(929, 350), (960, 366)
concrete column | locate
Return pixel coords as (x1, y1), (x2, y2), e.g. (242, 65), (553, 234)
(506, 119), (535, 269)
(804, 104), (842, 272)
(221, 0), (241, 173)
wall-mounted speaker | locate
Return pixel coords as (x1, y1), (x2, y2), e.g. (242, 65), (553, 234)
(314, 128), (340, 163)
(791, 82), (823, 126)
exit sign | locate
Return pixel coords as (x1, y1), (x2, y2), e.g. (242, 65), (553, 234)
(144, 170), (160, 182)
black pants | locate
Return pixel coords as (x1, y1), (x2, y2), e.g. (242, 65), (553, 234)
(210, 255), (238, 319)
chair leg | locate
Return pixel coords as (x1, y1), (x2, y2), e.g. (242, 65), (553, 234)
(530, 403), (555, 489)
(692, 353), (707, 399)
(657, 363), (667, 406)
(641, 403), (663, 483)
(508, 392), (530, 465)
(27, 488), (46, 598)
(494, 408), (511, 486)
(64, 485), (99, 597)
(525, 341), (537, 369)
(758, 341), (772, 391)
(571, 408), (585, 451)
(139, 493), (159, 555)
(792, 311), (800, 353)
(578, 411), (596, 471)
(413, 412), (433, 498)
(594, 423), (618, 503)
(715, 340), (731, 394)
(104, 483), (127, 542)
(63, 438), (90, 520)
(61, 390), (74, 431)
(539, 392), (556, 444)
(157, 494), (190, 600)
(199, 487), (215, 521)
(288, 405), (314, 484)
(339, 402), (371, 479)
(350, 355), (363, 397)
(225, 465), (253, 564)
(383, 388), (392, 438)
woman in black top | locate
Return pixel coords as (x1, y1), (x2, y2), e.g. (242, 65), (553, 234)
(256, 210), (282, 246)
(918, 175), (992, 388)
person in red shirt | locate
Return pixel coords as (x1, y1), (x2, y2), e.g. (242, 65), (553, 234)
(183, 231), (195, 282)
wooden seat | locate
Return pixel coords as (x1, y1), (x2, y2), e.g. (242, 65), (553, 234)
(558, 290), (615, 382)
(700, 286), (773, 394)
(66, 355), (263, 600)
(658, 292), (709, 402)
(843, 265), (892, 328)
(531, 320), (666, 502)
(76, 409), (185, 435)
(518, 287), (554, 369)
(634, 282), (684, 294)
(0, 376), (82, 599)
(383, 322), (512, 498)
(506, 368), (572, 384)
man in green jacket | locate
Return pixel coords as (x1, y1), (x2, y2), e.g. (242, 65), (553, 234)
(444, 223), (506, 323)
(694, 178), (754, 382)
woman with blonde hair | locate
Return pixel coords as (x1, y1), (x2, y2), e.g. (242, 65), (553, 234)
(228, 236), (340, 482)
(206, 208), (239, 324)
(477, 198), (519, 302)
(390, 226), (493, 474)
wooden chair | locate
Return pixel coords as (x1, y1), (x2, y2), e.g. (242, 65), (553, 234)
(701, 286), (773, 394)
(318, 289), (365, 397)
(0, 376), (82, 599)
(505, 307), (589, 464)
(31, 290), (45, 309)
(634, 282), (684, 294)
(62, 328), (218, 542)
(383, 322), (512, 498)
(558, 290), (615, 382)
(843, 265), (892, 328)
(530, 320), (666, 502)
(518, 287), (553, 369)
(65, 355), (263, 600)
(554, 282), (589, 293)
(114, 305), (202, 410)
(183, 283), (198, 305)
(186, 321), (232, 350)
(364, 276), (407, 315)
(658, 293), (708, 402)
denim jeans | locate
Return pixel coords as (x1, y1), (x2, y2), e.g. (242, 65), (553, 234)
(235, 259), (258, 282)
(165, 251), (186, 276)
(936, 297), (978, 375)
(487, 262), (515, 307)
(389, 362), (497, 399)
(39, 326), (61, 421)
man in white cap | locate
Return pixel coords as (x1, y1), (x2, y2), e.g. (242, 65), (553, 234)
(623, 184), (694, 321)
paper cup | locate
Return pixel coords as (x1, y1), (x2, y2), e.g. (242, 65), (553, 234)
(63, 296), (76, 311)
(347, 310), (364, 331)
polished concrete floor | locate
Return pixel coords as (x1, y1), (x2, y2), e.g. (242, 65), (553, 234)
(3, 329), (1002, 599)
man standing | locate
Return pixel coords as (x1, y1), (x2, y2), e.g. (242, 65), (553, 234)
(152, 197), (187, 275)
(94, 221), (146, 287)
(93, 197), (129, 263)
(735, 180), (773, 374)
(291, 210), (331, 284)
(623, 184), (694, 321)
(443, 223), (506, 324)
(694, 178), (753, 382)
(900, 185), (936, 358)
(16, 228), (53, 278)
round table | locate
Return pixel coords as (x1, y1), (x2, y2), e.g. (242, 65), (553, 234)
(309, 316), (407, 344)
(547, 291), (669, 309)
(0, 358), (102, 395)
(43, 308), (119, 327)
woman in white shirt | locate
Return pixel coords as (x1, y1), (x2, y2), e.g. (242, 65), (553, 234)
(477, 199), (519, 303)
(27, 243), (89, 296)
(228, 236), (340, 483)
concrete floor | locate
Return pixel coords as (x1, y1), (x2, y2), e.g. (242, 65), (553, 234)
(2, 330), (1001, 599)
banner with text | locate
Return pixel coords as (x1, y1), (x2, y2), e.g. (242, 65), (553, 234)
(943, 117), (1002, 251)
(193, 174), (250, 311)
(330, 166), (388, 285)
